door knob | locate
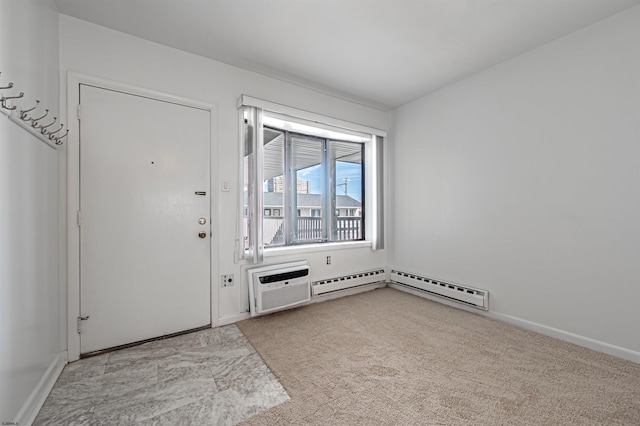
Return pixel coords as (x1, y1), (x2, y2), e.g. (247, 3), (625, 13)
(198, 231), (207, 239)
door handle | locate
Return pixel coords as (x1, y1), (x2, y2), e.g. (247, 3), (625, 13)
(198, 231), (207, 239)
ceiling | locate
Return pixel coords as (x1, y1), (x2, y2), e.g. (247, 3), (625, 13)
(55, 0), (640, 110)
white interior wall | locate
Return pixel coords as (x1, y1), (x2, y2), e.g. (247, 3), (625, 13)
(58, 15), (388, 325)
(3, 3), (637, 420)
(0, 0), (64, 422)
(390, 6), (640, 359)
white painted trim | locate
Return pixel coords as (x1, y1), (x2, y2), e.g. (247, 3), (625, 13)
(65, 72), (220, 360)
(487, 311), (640, 364)
(209, 99), (220, 328)
(264, 240), (372, 258)
(219, 312), (251, 326)
(388, 283), (640, 364)
(66, 72), (82, 361)
(14, 351), (67, 426)
(237, 95), (387, 137)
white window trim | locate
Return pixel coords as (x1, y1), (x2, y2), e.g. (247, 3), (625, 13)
(238, 95), (386, 138)
(264, 240), (372, 258)
(238, 96), (385, 263)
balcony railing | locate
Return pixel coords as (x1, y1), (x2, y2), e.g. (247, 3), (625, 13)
(264, 216), (362, 246)
(335, 217), (362, 241)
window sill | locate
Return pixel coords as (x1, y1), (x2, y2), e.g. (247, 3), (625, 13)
(263, 240), (373, 258)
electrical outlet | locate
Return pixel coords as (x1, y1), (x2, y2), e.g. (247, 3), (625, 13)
(221, 274), (234, 287)
(326, 256), (331, 265)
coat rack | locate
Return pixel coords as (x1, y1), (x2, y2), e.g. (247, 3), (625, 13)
(0, 71), (68, 148)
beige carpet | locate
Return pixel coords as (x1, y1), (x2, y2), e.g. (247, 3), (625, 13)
(236, 287), (640, 425)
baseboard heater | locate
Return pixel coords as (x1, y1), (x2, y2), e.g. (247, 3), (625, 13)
(390, 270), (489, 311)
(247, 261), (311, 317)
(312, 269), (386, 296)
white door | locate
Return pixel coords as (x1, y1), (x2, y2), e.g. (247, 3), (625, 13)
(79, 85), (211, 354)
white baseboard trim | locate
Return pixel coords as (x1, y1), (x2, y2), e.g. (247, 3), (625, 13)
(14, 351), (67, 426)
(219, 312), (250, 326)
(389, 282), (639, 364)
(224, 280), (640, 364)
(487, 311), (640, 364)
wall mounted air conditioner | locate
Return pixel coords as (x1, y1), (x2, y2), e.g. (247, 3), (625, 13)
(247, 261), (311, 317)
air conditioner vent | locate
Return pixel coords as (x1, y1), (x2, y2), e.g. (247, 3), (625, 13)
(247, 261), (310, 316)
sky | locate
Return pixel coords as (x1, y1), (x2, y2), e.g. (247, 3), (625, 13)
(298, 162), (363, 202)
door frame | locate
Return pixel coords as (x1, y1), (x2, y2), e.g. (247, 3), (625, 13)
(66, 73), (219, 361)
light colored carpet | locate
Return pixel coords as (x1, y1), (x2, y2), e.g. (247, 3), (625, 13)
(237, 287), (640, 425)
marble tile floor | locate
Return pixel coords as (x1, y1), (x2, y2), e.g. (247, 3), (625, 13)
(34, 325), (289, 425)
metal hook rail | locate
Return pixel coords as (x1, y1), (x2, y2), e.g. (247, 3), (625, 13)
(0, 71), (68, 148)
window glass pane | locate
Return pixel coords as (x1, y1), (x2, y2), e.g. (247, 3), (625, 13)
(292, 135), (324, 243)
(263, 129), (285, 247)
(331, 140), (363, 241)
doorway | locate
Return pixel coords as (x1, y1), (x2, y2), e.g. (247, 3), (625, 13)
(77, 84), (213, 354)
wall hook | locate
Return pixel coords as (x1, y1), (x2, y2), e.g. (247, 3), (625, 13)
(31, 109), (49, 127)
(0, 73), (13, 91)
(54, 129), (69, 145)
(39, 116), (57, 134)
(47, 124), (64, 139)
(1, 91), (24, 110)
(0, 71), (65, 148)
(20, 100), (40, 120)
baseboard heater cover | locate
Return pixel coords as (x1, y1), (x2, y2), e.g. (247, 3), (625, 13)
(390, 270), (489, 311)
(248, 261), (311, 317)
(312, 269), (386, 296)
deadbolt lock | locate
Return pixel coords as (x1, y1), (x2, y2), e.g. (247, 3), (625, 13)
(198, 217), (206, 225)
(198, 231), (207, 239)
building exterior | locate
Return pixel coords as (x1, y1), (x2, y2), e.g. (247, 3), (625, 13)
(263, 192), (361, 218)
(266, 177), (310, 194)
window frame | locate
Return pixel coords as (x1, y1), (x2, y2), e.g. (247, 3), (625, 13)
(238, 95), (385, 263)
(274, 128), (365, 246)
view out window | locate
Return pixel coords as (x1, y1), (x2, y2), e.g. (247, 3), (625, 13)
(261, 125), (364, 247)
(240, 97), (384, 262)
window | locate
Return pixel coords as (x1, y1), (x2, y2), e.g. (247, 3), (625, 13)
(258, 123), (365, 246)
(240, 96), (384, 262)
